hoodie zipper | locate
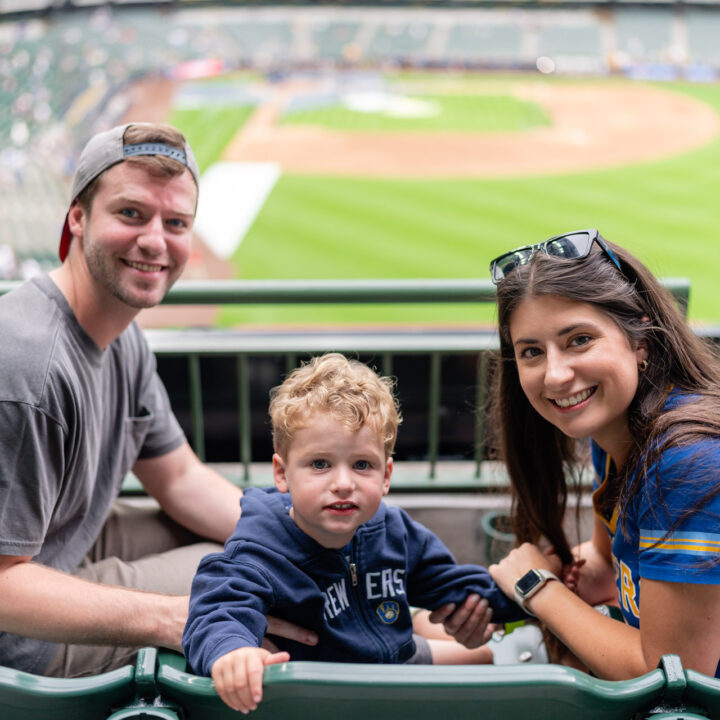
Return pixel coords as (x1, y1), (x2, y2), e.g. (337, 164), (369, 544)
(344, 540), (394, 661)
(345, 554), (358, 586)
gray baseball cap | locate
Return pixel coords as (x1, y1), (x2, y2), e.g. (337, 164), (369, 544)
(59, 123), (200, 261)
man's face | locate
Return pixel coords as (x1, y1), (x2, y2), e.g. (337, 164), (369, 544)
(68, 161), (197, 309)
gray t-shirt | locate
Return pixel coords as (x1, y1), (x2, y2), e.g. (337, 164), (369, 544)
(0, 275), (185, 673)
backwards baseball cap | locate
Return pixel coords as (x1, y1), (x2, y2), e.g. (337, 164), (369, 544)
(59, 123), (200, 262)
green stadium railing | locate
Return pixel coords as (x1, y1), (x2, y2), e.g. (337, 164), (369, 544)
(0, 277), (691, 489)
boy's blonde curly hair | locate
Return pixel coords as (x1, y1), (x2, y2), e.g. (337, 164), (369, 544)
(269, 353), (402, 459)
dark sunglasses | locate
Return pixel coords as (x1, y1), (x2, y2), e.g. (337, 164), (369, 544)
(489, 229), (624, 285)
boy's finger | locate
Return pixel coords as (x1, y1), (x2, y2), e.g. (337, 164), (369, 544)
(266, 651), (291, 666)
(215, 667), (248, 714)
(246, 655), (265, 708)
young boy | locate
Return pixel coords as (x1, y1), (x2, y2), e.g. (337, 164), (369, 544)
(183, 353), (527, 713)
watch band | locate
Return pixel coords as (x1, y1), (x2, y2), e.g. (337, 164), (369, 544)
(514, 568), (560, 616)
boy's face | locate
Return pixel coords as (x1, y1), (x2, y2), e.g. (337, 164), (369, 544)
(272, 413), (392, 549)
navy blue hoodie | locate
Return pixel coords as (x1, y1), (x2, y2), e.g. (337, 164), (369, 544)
(183, 488), (526, 675)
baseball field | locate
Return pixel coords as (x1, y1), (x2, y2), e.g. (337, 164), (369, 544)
(153, 71), (720, 328)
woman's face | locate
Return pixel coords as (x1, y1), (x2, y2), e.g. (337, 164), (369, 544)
(509, 294), (647, 463)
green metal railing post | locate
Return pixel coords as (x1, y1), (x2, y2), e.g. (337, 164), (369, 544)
(188, 354), (205, 461)
(285, 354), (298, 376)
(382, 353), (393, 379)
(475, 352), (489, 478)
(427, 353), (442, 480)
(237, 356), (252, 484)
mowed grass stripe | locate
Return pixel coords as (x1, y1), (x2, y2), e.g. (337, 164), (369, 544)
(168, 105), (255, 173)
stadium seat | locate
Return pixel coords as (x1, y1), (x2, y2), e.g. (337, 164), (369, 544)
(154, 650), (666, 720)
(682, 668), (720, 719)
(0, 660), (135, 720)
(105, 648), (180, 720)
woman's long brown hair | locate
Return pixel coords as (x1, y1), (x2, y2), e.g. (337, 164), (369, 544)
(489, 238), (720, 562)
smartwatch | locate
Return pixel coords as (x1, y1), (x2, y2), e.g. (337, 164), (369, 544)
(514, 568), (559, 616)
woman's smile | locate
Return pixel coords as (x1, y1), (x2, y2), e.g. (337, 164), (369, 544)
(549, 386), (597, 409)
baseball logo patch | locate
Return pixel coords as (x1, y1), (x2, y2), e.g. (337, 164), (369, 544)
(376, 600), (400, 624)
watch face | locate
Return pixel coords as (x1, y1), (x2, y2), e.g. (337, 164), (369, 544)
(516, 569), (542, 596)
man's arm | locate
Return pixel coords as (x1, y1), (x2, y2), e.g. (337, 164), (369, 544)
(0, 555), (187, 651)
(133, 442), (242, 543)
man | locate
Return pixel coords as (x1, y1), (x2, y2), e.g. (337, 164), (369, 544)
(0, 123), (315, 678)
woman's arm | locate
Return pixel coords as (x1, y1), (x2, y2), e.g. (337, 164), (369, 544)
(490, 542), (720, 679)
(640, 578), (720, 677)
(490, 542), (646, 679)
(572, 516), (618, 606)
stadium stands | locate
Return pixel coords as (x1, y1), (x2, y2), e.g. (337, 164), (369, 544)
(614, 7), (676, 65)
(444, 20), (524, 66)
(685, 9), (720, 68)
(311, 20), (362, 62)
(366, 20), (434, 63)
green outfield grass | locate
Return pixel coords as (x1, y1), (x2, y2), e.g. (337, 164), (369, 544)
(282, 94), (549, 132)
(169, 74), (720, 328)
(167, 106), (255, 173)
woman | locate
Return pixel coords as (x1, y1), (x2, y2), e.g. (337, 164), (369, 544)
(459, 229), (720, 679)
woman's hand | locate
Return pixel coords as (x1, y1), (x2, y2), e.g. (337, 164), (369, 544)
(489, 542), (562, 599)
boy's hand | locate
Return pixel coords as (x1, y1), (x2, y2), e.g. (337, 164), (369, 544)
(544, 546), (586, 593)
(211, 647), (290, 714)
(559, 557), (587, 593)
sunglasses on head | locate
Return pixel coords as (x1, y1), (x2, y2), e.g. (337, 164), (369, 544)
(489, 229), (625, 285)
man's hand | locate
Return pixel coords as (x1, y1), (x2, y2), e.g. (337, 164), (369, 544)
(211, 647), (290, 714)
(261, 615), (318, 652)
(427, 594), (495, 649)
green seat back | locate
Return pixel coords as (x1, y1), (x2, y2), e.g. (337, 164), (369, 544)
(683, 669), (720, 718)
(0, 663), (135, 720)
(156, 652), (665, 720)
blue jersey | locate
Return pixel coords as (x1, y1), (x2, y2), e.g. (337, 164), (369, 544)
(591, 392), (720, 676)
